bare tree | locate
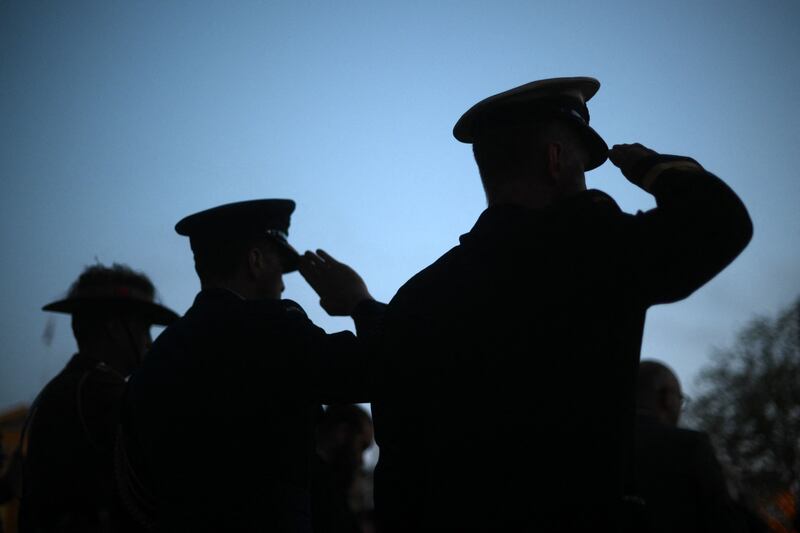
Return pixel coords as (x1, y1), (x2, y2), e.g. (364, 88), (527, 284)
(688, 297), (800, 530)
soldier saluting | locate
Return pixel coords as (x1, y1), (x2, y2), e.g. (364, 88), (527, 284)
(371, 77), (753, 531)
(118, 199), (384, 532)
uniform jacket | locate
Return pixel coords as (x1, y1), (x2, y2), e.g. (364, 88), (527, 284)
(123, 289), (384, 532)
(372, 157), (752, 531)
(20, 353), (132, 533)
(632, 414), (745, 533)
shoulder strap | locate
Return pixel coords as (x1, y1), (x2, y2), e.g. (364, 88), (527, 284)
(113, 402), (157, 530)
(75, 362), (125, 453)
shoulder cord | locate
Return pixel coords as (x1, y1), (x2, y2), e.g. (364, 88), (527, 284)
(75, 363), (123, 454)
(112, 319), (158, 529)
(19, 316), (141, 451)
(14, 319), (144, 518)
(13, 362), (110, 504)
(113, 415), (157, 529)
(78, 317), (147, 452)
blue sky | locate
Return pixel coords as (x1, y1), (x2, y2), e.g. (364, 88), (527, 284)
(1, 0), (798, 411)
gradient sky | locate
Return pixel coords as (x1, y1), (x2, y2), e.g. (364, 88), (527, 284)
(1, 0), (799, 412)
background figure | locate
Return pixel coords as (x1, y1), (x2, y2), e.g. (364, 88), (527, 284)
(372, 77), (752, 531)
(0, 432), (18, 533)
(119, 200), (384, 532)
(18, 264), (178, 533)
(312, 404), (375, 533)
(0, 432), (11, 505)
(631, 360), (746, 533)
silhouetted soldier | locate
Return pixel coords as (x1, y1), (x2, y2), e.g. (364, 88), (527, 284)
(1, 430), (21, 533)
(118, 199), (384, 532)
(371, 77), (753, 531)
(19, 264), (178, 533)
(632, 360), (745, 533)
(0, 431), (12, 504)
(312, 405), (374, 533)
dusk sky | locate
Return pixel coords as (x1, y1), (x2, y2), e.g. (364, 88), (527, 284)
(2, 1), (798, 413)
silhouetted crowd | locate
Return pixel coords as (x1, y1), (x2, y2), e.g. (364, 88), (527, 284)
(0, 77), (764, 532)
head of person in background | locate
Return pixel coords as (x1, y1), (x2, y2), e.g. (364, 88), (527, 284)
(636, 360), (687, 427)
(454, 77), (608, 209)
(43, 263), (178, 376)
(316, 404), (374, 478)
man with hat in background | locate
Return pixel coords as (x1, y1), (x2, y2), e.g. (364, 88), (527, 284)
(371, 77), (753, 531)
(119, 199), (384, 532)
(18, 263), (178, 533)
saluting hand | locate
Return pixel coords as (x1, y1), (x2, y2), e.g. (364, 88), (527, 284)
(298, 249), (374, 316)
(608, 143), (659, 187)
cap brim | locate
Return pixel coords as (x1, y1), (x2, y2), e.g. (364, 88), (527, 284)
(579, 125), (609, 171)
(276, 242), (300, 273)
(42, 298), (180, 326)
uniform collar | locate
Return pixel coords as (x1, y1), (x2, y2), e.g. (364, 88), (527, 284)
(461, 189), (619, 244)
(194, 287), (245, 305)
(193, 288), (305, 317)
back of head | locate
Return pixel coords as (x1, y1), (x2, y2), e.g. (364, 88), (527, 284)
(41, 262), (177, 375)
(175, 199), (299, 290)
(189, 233), (263, 286)
(67, 264), (156, 349)
(453, 77), (609, 207)
(472, 118), (589, 203)
(68, 263), (156, 304)
(637, 360), (683, 427)
(317, 405), (373, 469)
(318, 405), (372, 437)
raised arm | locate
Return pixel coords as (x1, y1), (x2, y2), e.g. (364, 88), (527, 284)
(297, 249), (386, 403)
(609, 143), (753, 305)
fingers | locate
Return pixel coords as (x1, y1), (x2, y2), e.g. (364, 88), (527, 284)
(315, 249), (339, 265)
(298, 252), (324, 287)
(298, 248), (371, 316)
(610, 143), (655, 157)
(608, 148), (621, 167)
(297, 252), (314, 274)
(608, 143), (656, 169)
(301, 250), (323, 267)
(319, 299), (335, 315)
(608, 143), (635, 167)
(301, 249), (339, 270)
(298, 250), (342, 295)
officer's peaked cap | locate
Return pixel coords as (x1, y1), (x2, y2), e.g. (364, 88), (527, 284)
(453, 76), (609, 170)
(175, 199), (299, 273)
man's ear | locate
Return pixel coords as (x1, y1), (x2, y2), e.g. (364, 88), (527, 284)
(247, 246), (264, 279)
(546, 142), (562, 179)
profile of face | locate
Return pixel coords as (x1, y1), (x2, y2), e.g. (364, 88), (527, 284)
(545, 131), (588, 196)
(122, 315), (154, 359)
(322, 419), (374, 472)
(72, 312), (153, 374)
(660, 374), (684, 427)
(350, 421), (374, 469)
(248, 241), (286, 299)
